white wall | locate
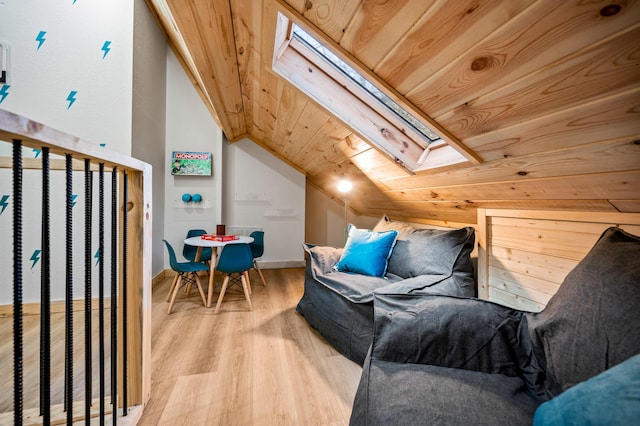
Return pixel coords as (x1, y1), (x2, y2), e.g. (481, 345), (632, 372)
(223, 138), (306, 267)
(0, 0), (133, 153)
(132, 0), (167, 277)
(305, 184), (379, 247)
(0, 0), (134, 304)
(162, 49), (224, 256)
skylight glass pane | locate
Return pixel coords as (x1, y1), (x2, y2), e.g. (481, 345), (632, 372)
(292, 24), (441, 144)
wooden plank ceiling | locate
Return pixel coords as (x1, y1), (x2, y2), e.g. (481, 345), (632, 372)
(146, 0), (640, 224)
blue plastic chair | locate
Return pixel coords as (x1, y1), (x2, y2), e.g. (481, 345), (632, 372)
(249, 231), (267, 286)
(213, 243), (254, 313)
(164, 239), (209, 314)
(183, 229), (213, 264)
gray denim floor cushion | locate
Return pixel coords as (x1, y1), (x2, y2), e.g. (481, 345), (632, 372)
(296, 218), (476, 365)
(350, 227), (640, 425)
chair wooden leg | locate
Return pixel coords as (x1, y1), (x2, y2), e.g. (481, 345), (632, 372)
(166, 273), (179, 302)
(254, 260), (267, 286)
(167, 275), (183, 314)
(215, 275), (230, 313)
(241, 273), (253, 311)
(244, 271), (252, 295)
(194, 274), (207, 307)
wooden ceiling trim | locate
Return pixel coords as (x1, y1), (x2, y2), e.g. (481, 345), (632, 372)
(338, 0), (435, 70)
(166, 0), (246, 139)
(406, 0), (640, 117)
(462, 90), (640, 162)
(374, 0), (533, 95)
(380, 139), (640, 190)
(437, 27), (640, 141)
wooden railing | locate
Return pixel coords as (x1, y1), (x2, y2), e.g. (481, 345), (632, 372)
(0, 109), (151, 424)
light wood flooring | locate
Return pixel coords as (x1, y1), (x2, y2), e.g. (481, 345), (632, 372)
(138, 268), (362, 425)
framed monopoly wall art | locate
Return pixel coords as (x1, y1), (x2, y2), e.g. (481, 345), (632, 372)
(171, 151), (212, 176)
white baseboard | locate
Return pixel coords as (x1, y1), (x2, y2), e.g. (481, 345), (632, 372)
(257, 260), (305, 269)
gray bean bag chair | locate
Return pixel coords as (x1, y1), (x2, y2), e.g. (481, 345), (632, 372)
(350, 227), (640, 425)
(296, 218), (476, 365)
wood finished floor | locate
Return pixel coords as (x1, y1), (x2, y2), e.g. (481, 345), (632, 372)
(138, 268), (362, 426)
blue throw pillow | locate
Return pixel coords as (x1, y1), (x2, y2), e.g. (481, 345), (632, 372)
(334, 225), (398, 277)
(533, 353), (640, 425)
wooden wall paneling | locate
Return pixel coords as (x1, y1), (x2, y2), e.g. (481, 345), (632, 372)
(408, 0), (640, 116)
(489, 246), (578, 284)
(478, 209), (640, 312)
(375, 0), (534, 94)
(461, 90), (640, 162)
(339, 0), (435, 70)
(476, 209), (489, 299)
(437, 27), (640, 140)
(488, 266), (559, 305)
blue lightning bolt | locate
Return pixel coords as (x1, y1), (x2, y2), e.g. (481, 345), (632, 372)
(30, 249), (41, 269)
(99, 143), (106, 147)
(0, 85), (9, 104)
(72, 194), (78, 207)
(94, 248), (101, 266)
(0, 195), (9, 216)
(36, 31), (47, 50)
(66, 90), (77, 109)
(32, 148), (41, 158)
(101, 41), (112, 59)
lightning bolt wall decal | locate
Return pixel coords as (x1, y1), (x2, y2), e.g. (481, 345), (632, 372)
(30, 249), (42, 269)
(101, 41), (112, 59)
(67, 90), (77, 109)
(0, 85), (9, 104)
(36, 31), (47, 50)
(72, 194), (78, 207)
(0, 195), (9, 216)
(32, 148), (42, 158)
(94, 248), (101, 266)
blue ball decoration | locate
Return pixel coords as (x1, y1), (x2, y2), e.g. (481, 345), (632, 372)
(181, 193), (192, 202)
(192, 193), (202, 203)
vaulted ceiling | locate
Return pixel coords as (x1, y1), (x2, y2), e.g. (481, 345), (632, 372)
(146, 0), (640, 225)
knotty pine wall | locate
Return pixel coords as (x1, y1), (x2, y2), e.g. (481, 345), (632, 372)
(477, 209), (640, 312)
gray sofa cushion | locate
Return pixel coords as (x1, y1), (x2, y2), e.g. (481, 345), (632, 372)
(350, 227), (640, 425)
(373, 215), (475, 279)
(525, 227), (640, 397)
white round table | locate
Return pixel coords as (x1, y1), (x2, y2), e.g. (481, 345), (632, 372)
(184, 235), (254, 307)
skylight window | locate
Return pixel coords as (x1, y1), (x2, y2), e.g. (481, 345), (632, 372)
(292, 24), (441, 146)
(272, 13), (477, 172)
